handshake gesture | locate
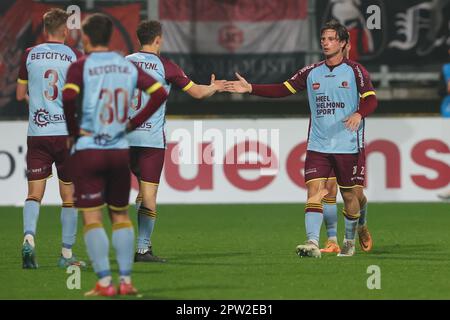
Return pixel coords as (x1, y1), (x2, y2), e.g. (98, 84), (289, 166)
(211, 72), (252, 94)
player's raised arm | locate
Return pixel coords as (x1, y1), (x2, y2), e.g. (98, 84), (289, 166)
(183, 74), (226, 99)
(224, 71), (306, 98)
(162, 57), (225, 99)
(128, 67), (168, 131)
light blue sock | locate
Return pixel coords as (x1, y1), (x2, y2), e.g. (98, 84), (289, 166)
(305, 203), (323, 244)
(359, 203), (368, 226)
(84, 225), (111, 278)
(61, 206), (78, 249)
(344, 212), (358, 240)
(23, 200), (40, 238)
(137, 207), (156, 251)
(323, 201), (338, 238)
(112, 222), (134, 276)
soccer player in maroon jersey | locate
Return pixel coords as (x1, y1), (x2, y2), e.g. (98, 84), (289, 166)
(16, 8), (85, 269)
(62, 14), (168, 296)
(225, 20), (376, 257)
(126, 20), (226, 263)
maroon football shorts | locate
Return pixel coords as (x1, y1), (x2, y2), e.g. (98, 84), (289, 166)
(304, 149), (365, 188)
(26, 136), (71, 183)
(72, 149), (130, 210)
(129, 147), (165, 185)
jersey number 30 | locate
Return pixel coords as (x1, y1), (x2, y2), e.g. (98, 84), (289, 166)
(99, 88), (129, 125)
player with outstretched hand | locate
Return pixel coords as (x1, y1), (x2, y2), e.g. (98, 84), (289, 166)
(126, 20), (225, 263)
(62, 13), (168, 296)
(16, 8), (85, 270)
(225, 20), (377, 258)
(320, 38), (373, 254)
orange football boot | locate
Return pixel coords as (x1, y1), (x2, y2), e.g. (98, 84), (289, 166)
(320, 240), (341, 253)
(357, 225), (373, 252)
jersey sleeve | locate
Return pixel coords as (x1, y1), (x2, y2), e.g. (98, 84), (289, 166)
(162, 58), (193, 91)
(17, 48), (31, 84)
(353, 63), (376, 99)
(63, 58), (84, 95)
(135, 65), (164, 94)
(62, 58), (85, 137)
(283, 64), (315, 94)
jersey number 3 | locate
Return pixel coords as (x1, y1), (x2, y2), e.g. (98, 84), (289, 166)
(44, 69), (58, 101)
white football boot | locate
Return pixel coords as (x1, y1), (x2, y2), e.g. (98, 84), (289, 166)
(296, 240), (321, 258)
(337, 239), (355, 257)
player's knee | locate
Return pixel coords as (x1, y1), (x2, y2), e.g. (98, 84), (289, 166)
(307, 189), (328, 204)
(60, 191), (74, 203)
(26, 195), (42, 203)
(340, 189), (356, 203)
(110, 211), (131, 224)
(343, 208), (360, 220)
(142, 196), (157, 212)
(327, 182), (337, 198)
(26, 190), (44, 202)
(27, 186), (45, 201)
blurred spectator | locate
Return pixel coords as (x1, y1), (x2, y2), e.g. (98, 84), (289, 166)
(437, 48), (450, 200)
(439, 48), (450, 117)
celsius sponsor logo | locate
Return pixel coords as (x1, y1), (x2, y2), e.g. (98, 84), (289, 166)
(33, 109), (66, 127)
(33, 109), (49, 127)
(313, 83), (320, 90)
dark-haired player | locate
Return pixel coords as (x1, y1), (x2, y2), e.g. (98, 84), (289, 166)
(62, 14), (168, 296)
(225, 20), (377, 258)
(126, 20), (225, 262)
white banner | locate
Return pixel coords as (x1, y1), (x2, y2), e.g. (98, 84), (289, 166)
(0, 118), (449, 205)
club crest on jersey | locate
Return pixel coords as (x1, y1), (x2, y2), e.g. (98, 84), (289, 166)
(313, 83), (321, 90)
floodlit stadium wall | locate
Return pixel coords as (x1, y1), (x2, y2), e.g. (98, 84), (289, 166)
(0, 118), (448, 205)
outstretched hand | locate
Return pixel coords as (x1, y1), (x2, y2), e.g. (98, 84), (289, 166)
(210, 74), (226, 92)
(224, 72), (252, 93)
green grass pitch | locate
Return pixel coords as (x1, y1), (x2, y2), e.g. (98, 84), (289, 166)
(0, 203), (449, 300)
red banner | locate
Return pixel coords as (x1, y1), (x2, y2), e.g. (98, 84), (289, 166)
(0, 0), (141, 115)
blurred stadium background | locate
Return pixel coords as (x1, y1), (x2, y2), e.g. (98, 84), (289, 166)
(0, 0), (448, 205)
(0, 0), (449, 300)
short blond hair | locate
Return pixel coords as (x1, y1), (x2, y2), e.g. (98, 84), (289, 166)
(43, 8), (69, 35)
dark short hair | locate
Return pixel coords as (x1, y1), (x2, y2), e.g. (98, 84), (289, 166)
(136, 20), (162, 46)
(320, 19), (349, 45)
(43, 8), (69, 35)
(82, 13), (113, 47)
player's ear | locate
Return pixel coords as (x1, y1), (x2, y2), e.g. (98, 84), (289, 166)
(63, 26), (69, 39)
(154, 35), (162, 47)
